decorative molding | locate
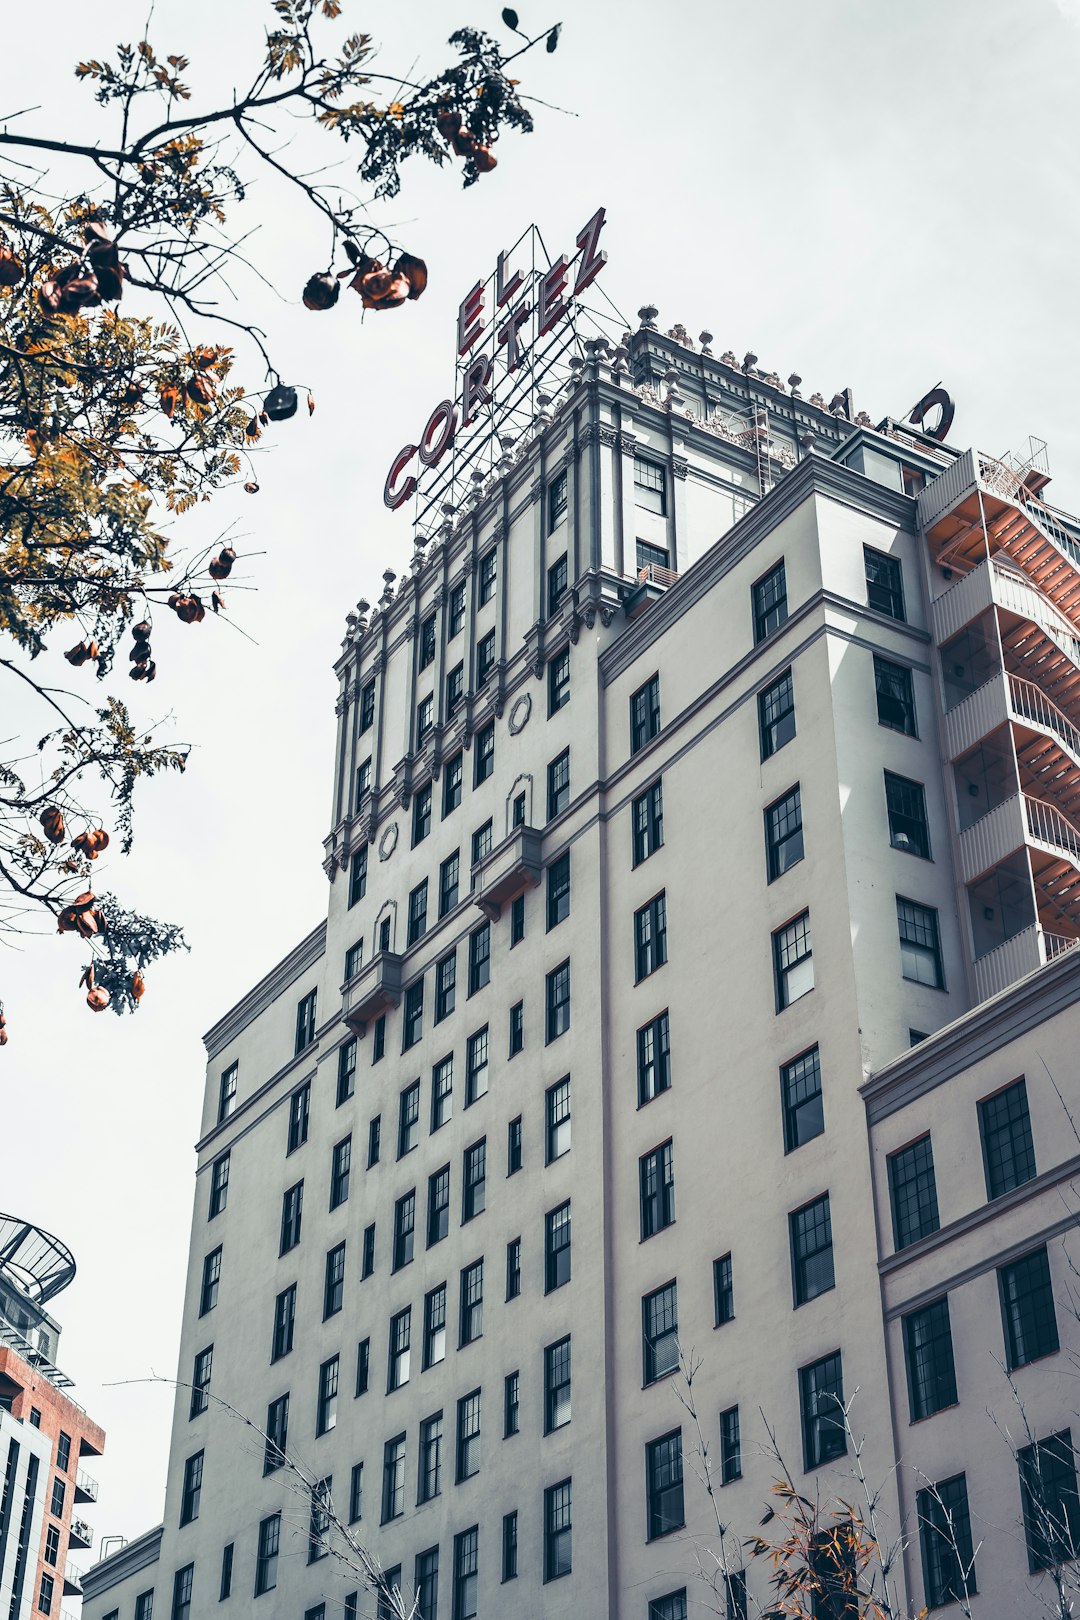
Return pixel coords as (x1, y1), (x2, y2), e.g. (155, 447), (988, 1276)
(378, 821), (399, 862)
(508, 692), (532, 735)
(80, 1525), (163, 1600)
(672, 455), (689, 481)
(203, 922), (327, 1059)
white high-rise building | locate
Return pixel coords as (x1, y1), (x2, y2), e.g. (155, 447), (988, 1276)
(83, 309), (1080, 1620)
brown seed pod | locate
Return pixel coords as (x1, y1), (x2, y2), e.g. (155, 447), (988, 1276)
(303, 272), (340, 311)
(244, 481), (260, 495)
(211, 592), (226, 615)
(86, 985), (110, 1012)
(39, 262), (101, 315)
(72, 829), (107, 860)
(0, 245), (25, 287)
(170, 594), (206, 624)
(395, 253), (428, 300)
(131, 970), (146, 1002)
(245, 414), (261, 440)
(208, 546), (236, 581)
(40, 807), (66, 844)
(64, 641), (94, 667)
(79, 963), (95, 990)
(472, 146), (497, 174)
(186, 374), (215, 406)
(192, 345), (216, 371)
(132, 620), (152, 637)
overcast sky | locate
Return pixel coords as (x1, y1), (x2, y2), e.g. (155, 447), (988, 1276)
(2, 0), (1079, 1555)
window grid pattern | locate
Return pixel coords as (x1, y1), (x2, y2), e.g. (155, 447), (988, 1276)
(646, 1429), (685, 1540)
(643, 1282), (678, 1383)
(545, 1202), (571, 1292)
(1019, 1432), (1080, 1572)
(865, 545), (906, 621)
(753, 560), (788, 642)
(631, 675), (661, 754)
(917, 1473), (976, 1607)
(638, 1010), (671, 1105)
(800, 1352), (847, 1469)
(546, 960), (571, 1042)
(781, 1045), (824, 1151)
(897, 897), (944, 988)
(460, 1260), (484, 1345)
(765, 785), (804, 881)
(790, 1193), (835, 1305)
(875, 655), (917, 735)
(904, 1297), (958, 1421)
(1000, 1247), (1059, 1369)
(885, 771), (930, 858)
(979, 1079), (1036, 1199)
(635, 893), (668, 981)
(640, 1141), (675, 1239)
(714, 1254), (734, 1326)
(774, 912), (813, 1010)
(633, 779), (664, 865)
(889, 1135), (940, 1250)
(544, 1479), (573, 1581)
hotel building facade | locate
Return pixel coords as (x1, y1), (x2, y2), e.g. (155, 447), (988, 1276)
(83, 315), (1080, 1619)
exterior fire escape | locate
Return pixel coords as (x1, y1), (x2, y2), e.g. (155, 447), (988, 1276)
(920, 443), (1080, 1000)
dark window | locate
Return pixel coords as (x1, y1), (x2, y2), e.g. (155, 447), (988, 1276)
(432, 1054), (453, 1130)
(348, 846), (368, 908)
(897, 897), (944, 988)
(773, 911), (813, 1010)
(456, 1390), (481, 1479)
(547, 852), (571, 929)
(759, 667), (796, 760)
(548, 647), (571, 714)
(354, 758), (371, 814)
(190, 1345), (212, 1417)
(387, 1307), (411, 1391)
(864, 545), (905, 621)
(507, 1114), (523, 1171)
(544, 1479), (573, 1581)
(790, 1193), (835, 1305)
(917, 1473), (976, 1607)
(423, 1283), (447, 1369)
(179, 1450), (203, 1525)
(638, 1010), (671, 1105)
(468, 922), (491, 995)
(545, 1335), (572, 1431)
(345, 947), (362, 991)
(462, 1139), (486, 1221)
(885, 771), (930, 858)
(382, 1434), (406, 1522)
(427, 1164), (451, 1247)
(547, 749), (570, 819)
(547, 553), (568, 614)
(49, 1475), (63, 1516)
(635, 892), (668, 981)
(272, 1285), (296, 1361)
(782, 1046), (824, 1151)
(631, 674), (661, 754)
(504, 1370), (520, 1437)
(649, 1591), (688, 1620)
(904, 1296), (958, 1421)
(633, 779), (664, 866)
(358, 679), (375, 733)
(446, 662), (464, 720)
(295, 992), (317, 1057)
(219, 1544), (233, 1601)
(330, 1135), (352, 1210)
(308, 1477), (332, 1564)
(280, 1182), (303, 1255)
(474, 720), (495, 785)
(640, 1141), (676, 1239)
(418, 1415), (443, 1504)
(416, 694), (434, 746)
(719, 1406), (741, 1483)
(800, 1352), (847, 1469)
(208, 1152), (229, 1219)
(453, 1526), (479, 1620)
(443, 756), (463, 818)
(398, 1081), (421, 1157)
(643, 1281), (679, 1383)
(200, 1246), (222, 1315)
(372, 1016), (385, 1062)
(337, 1038), (357, 1105)
(502, 1511), (518, 1582)
(979, 1078), (1036, 1199)
(1000, 1247), (1059, 1368)
(505, 1236), (522, 1300)
(349, 1461), (363, 1522)
(888, 1135), (940, 1249)
(407, 880), (429, 946)
(471, 819), (493, 872)
(546, 1076), (571, 1162)
(477, 630), (496, 687)
(367, 1115), (381, 1167)
(439, 853), (460, 920)
(355, 1339), (370, 1396)
(634, 456), (667, 514)
(646, 1429), (684, 1539)
(545, 1201), (572, 1292)
(479, 547), (497, 605)
(218, 1062), (238, 1122)
(510, 892), (525, 945)
(1018, 1431), (1080, 1572)
(54, 1432), (70, 1473)
(264, 1394), (289, 1475)
(402, 979), (424, 1051)
(412, 782), (432, 846)
(316, 1354), (339, 1435)
(548, 471), (568, 533)
(753, 560), (788, 642)
(170, 1564), (194, 1619)
(637, 538), (670, 572)
(875, 655), (917, 735)
(546, 959), (571, 1041)
(449, 581), (466, 639)
(509, 1001), (524, 1058)
(714, 1254), (734, 1326)
(420, 610), (437, 668)
(361, 1222), (375, 1278)
(287, 1082), (310, 1154)
(765, 784), (804, 881)
(392, 1192), (415, 1272)
(466, 1026), (489, 1105)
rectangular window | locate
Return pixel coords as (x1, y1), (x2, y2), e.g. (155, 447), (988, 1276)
(477, 630), (496, 687)
(190, 1345), (212, 1417)
(547, 748), (570, 819)
(416, 694), (434, 746)
(412, 782), (432, 847)
(358, 678), (375, 733)
(548, 647), (571, 714)
(544, 1334), (572, 1431)
(418, 1413), (443, 1503)
(504, 1369), (520, 1437)
(799, 1351), (847, 1469)
(646, 1429), (685, 1539)
(508, 1001), (524, 1058)
(650, 1592), (688, 1620)
(765, 784), (804, 881)
(200, 1246), (222, 1315)
(904, 1296), (958, 1421)
(449, 581), (466, 638)
(397, 1080), (421, 1158)
(548, 557), (568, 622)
(637, 538), (670, 572)
(714, 1253), (734, 1326)
(511, 892), (525, 945)
(640, 1141), (675, 1239)
(631, 674), (661, 754)
(337, 1037), (357, 1106)
(407, 880), (429, 947)
(218, 1062), (238, 1122)
(633, 779), (664, 866)
(415, 1547), (440, 1620)
(471, 819), (493, 875)
(392, 1191), (416, 1272)
(1018, 1431), (1080, 1572)
(474, 720), (495, 785)
(446, 662), (464, 720)
(179, 1449), (203, 1525)
(330, 1134), (352, 1210)
(781, 1045), (823, 1151)
(354, 758), (372, 815)
(316, 1354), (339, 1435)
(355, 1339), (369, 1396)
(423, 1283), (447, 1369)
(280, 1181), (303, 1255)
(420, 610), (437, 669)
(208, 1152), (230, 1219)
(918, 1473), (976, 1607)
(548, 471), (568, 533)
(544, 1479), (573, 1581)
(438, 860), (460, 930)
(638, 1010), (671, 1105)
(349, 845), (368, 908)
(547, 852), (571, 930)
(545, 1200), (572, 1291)
(790, 1193), (835, 1305)
(427, 1164), (450, 1247)
(752, 559), (788, 642)
(453, 1526), (479, 1620)
(864, 544), (906, 621)
(443, 755), (463, 818)
(172, 1564), (194, 1619)
(979, 1078), (1037, 1199)
(295, 992), (317, 1057)
(999, 1247), (1059, 1369)
(506, 1235), (522, 1300)
(462, 1139), (486, 1221)
(885, 771), (930, 858)
(634, 456), (667, 514)
(287, 1082), (310, 1155)
(507, 1113), (523, 1172)
(479, 547), (497, 605)
(367, 1115), (381, 1167)
(465, 1027), (489, 1105)
(308, 1476), (332, 1563)
(468, 922), (491, 995)
(56, 1432), (71, 1473)
(220, 1545), (233, 1602)
(460, 1259), (484, 1346)
(502, 1511), (518, 1582)
(387, 1306), (411, 1391)
(431, 951), (457, 1025)
(546, 1076), (571, 1162)
(888, 1135), (940, 1250)
(773, 911), (813, 1010)
(875, 654), (917, 735)
(635, 893), (668, 981)
(759, 667), (796, 760)
(372, 1016), (385, 1062)
(432, 1054), (453, 1131)
(897, 897), (944, 988)
(272, 1284), (296, 1361)
(643, 1281), (679, 1383)
(349, 1461), (363, 1522)
(381, 1434), (406, 1523)
(38, 1573), (54, 1617)
(361, 1222), (375, 1278)
(49, 1475), (64, 1516)
(402, 979), (424, 1050)
(456, 1390), (482, 1480)
(719, 1406), (741, 1483)
(264, 1395), (288, 1474)
(546, 959), (571, 1041)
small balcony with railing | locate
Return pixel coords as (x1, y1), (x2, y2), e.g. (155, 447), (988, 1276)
(472, 827), (544, 920)
(73, 1467), (98, 1504)
(63, 1562), (82, 1597)
(68, 1516), (92, 1550)
(343, 952), (404, 1035)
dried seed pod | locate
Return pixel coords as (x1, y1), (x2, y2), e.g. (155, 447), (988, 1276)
(79, 962), (95, 990)
(132, 620), (151, 637)
(244, 481), (260, 494)
(86, 985), (110, 1012)
(170, 594), (206, 624)
(159, 383), (180, 418)
(302, 272), (340, 311)
(211, 592), (226, 614)
(471, 146), (498, 174)
(122, 381), (144, 407)
(39, 262), (101, 315)
(208, 546), (236, 581)
(131, 969), (145, 1002)
(64, 641), (94, 667)
(307, 393), (315, 416)
(262, 383), (298, 422)
(186, 374), (216, 406)
(0, 245), (25, 287)
(40, 807), (66, 844)
(436, 109), (461, 142)
(245, 414), (261, 440)
(192, 345), (216, 371)
(395, 253), (428, 300)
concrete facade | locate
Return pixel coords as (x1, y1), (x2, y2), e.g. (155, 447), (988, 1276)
(82, 321), (1080, 1619)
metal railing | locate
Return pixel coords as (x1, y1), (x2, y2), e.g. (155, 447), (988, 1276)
(1025, 793), (1080, 861)
(63, 1562), (82, 1591)
(1044, 931), (1079, 960)
(636, 564), (679, 588)
(979, 455), (1080, 571)
(75, 1467), (98, 1501)
(1009, 674), (1080, 760)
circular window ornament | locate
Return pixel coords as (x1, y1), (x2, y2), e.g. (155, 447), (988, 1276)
(508, 692), (532, 736)
(378, 821), (399, 862)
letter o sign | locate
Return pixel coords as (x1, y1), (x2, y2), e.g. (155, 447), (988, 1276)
(419, 400), (459, 468)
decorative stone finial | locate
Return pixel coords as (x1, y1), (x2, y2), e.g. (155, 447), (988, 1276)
(637, 305), (658, 330)
(699, 330), (714, 356)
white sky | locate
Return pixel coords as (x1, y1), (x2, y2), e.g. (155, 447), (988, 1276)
(2, 0), (1079, 1553)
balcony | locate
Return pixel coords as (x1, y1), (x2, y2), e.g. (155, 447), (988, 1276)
(63, 1563), (82, 1597)
(974, 925), (1079, 1002)
(68, 1517), (92, 1550)
(73, 1468), (98, 1504)
(473, 826), (544, 919)
(343, 952), (403, 1035)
